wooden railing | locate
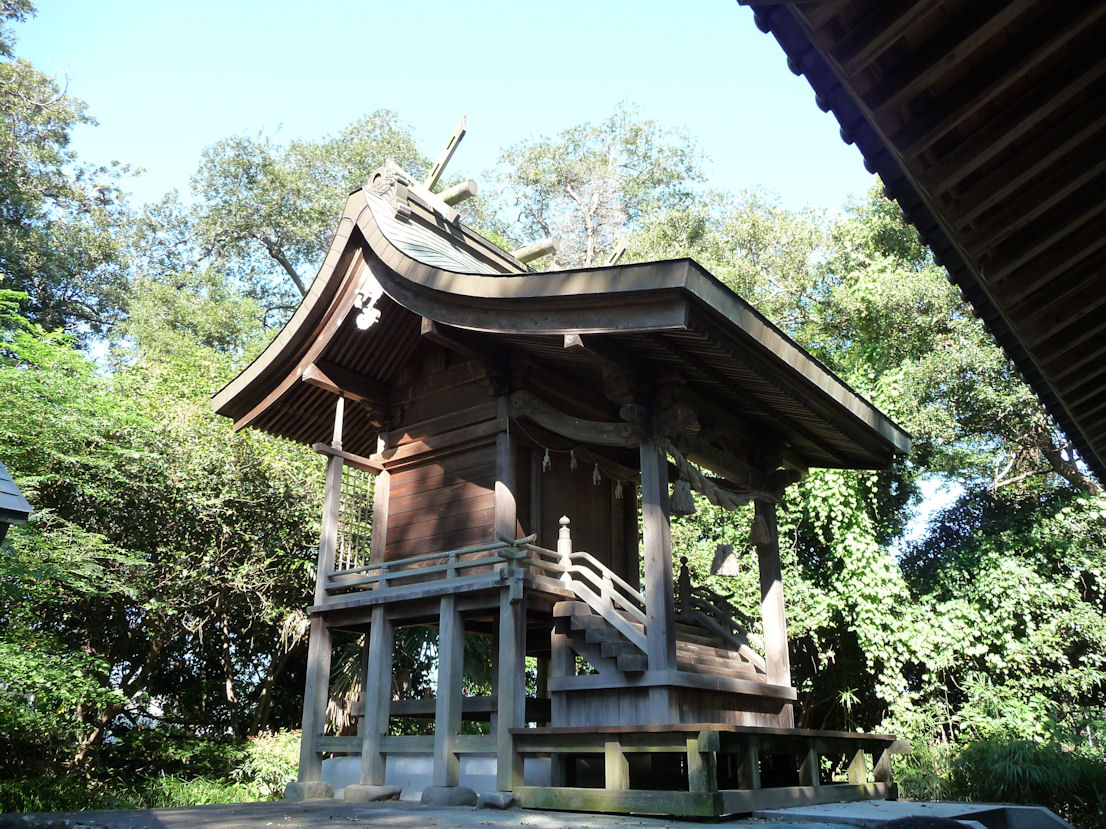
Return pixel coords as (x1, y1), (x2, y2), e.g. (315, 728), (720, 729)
(519, 518), (648, 655)
(326, 534), (535, 594)
(676, 557), (766, 673)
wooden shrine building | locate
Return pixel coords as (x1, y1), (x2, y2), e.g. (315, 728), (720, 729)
(213, 161), (911, 817)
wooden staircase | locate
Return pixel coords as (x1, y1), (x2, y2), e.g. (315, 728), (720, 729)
(553, 601), (765, 681)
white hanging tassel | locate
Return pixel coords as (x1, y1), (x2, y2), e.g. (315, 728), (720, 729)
(670, 479), (696, 516)
(542, 448), (551, 471)
(614, 480), (623, 499)
(570, 450), (578, 471)
(592, 463), (601, 485)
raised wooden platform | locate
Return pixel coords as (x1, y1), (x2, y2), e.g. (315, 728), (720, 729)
(516, 782), (896, 818)
(511, 723), (906, 818)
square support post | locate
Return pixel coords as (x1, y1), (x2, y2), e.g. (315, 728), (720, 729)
(688, 731), (719, 793)
(369, 431), (389, 567)
(297, 616), (332, 782)
(297, 399), (345, 782)
(496, 588), (526, 791)
(494, 396), (516, 542)
(754, 499), (794, 727)
(433, 595), (464, 787)
(360, 604), (393, 785)
(640, 438), (676, 720)
(604, 739), (629, 790)
(848, 748), (868, 784)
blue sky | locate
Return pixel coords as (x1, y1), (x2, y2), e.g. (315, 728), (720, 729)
(17, 0), (877, 210)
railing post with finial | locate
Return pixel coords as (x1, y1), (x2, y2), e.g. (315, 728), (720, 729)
(558, 516), (572, 584)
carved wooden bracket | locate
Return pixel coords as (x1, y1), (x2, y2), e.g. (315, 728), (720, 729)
(510, 391), (639, 448)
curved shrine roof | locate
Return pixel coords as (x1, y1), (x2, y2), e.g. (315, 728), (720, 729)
(213, 168), (910, 472)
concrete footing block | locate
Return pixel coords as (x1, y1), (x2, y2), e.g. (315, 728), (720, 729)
(420, 785), (478, 806)
(344, 784), (402, 803)
(476, 791), (518, 809)
(282, 780), (334, 801)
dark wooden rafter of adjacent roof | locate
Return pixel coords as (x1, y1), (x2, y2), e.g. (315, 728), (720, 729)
(738, 0), (1106, 483)
(213, 165), (910, 475)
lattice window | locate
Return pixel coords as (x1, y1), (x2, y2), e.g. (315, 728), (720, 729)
(336, 463), (373, 572)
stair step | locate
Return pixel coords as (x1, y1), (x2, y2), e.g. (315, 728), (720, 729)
(617, 653), (647, 672)
(553, 601), (592, 618)
(677, 639), (752, 663)
(678, 648), (759, 673)
(600, 638), (638, 658)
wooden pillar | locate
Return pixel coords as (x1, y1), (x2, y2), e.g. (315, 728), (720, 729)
(848, 748), (868, 784)
(754, 499), (794, 727)
(799, 742), (820, 787)
(874, 747), (893, 784)
(688, 731), (719, 793)
(360, 604), (393, 785)
(495, 588), (526, 791)
(369, 431), (389, 566)
(495, 396), (516, 541)
(604, 739), (629, 791)
(297, 396), (345, 781)
(640, 439), (676, 720)
(297, 617), (332, 782)
(737, 736), (761, 789)
(433, 595), (464, 787)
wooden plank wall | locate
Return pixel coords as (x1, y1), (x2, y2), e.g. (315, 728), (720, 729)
(561, 688), (786, 729)
(384, 350), (499, 562)
(537, 456), (637, 585)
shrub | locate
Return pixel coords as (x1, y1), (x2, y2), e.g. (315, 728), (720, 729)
(949, 734), (1106, 829)
(231, 730), (300, 799)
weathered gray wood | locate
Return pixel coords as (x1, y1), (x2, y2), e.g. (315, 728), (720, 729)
(848, 748), (868, 784)
(496, 588), (525, 791)
(301, 360), (389, 408)
(331, 394), (345, 449)
(516, 787), (719, 817)
(874, 746), (893, 783)
(316, 461), (344, 603)
(424, 116), (466, 191)
(640, 439), (676, 673)
(511, 237), (558, 264)
(433, 595), (464, 787)
(738, 736), (761, 789)
(360, 605), (392, 785)
(546, 668), (795, 699)
(369, 433), (390, 569)
(495, 396), (517, 543)
(754, 499), (794, 727)
(604, 740), (630, 790)
(312, 443), (385, 475)
(311, 570), (507, 614)
(720, 782), (895, 815)
(381, 735), (435, 753)
(799, 743), (820, 787)
(440, 179), (478, 206)
(510, 390), (638, 447)
(687, 734), (718, 793)
(297, 616), (332, 782)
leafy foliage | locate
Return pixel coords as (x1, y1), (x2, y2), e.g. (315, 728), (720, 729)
(190, 111), (427, 311)
(0, 6), (130, 336)
(497, 102), (703, 267)
(0, 16), (1103, 819)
